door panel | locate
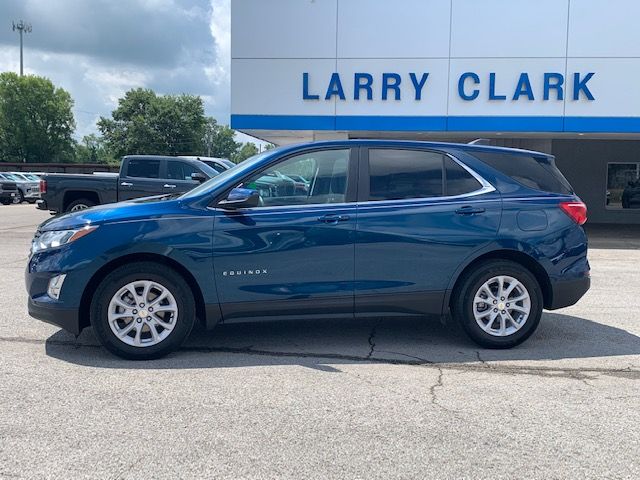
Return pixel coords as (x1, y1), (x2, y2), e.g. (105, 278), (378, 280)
(119, 158), (164, 200)
(355, 147), (501, 316)
(212, 147), (358, 320)
(164, 160), (201, 194)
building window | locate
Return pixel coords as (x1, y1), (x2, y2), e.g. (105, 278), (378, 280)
(607, 163), (640, 209)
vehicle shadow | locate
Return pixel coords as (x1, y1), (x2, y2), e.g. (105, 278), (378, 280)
(44, 312), (640, 371)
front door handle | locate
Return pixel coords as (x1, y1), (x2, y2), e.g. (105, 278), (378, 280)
(318, 214), (350, 224)
(455, 206), (486, 215)
(120, 181), (133, 187)
(163, 184), (177, 188)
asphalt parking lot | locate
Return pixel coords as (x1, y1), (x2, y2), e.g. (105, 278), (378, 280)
(1, 204), (639, 479)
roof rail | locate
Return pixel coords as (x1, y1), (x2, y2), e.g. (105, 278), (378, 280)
(468, 138), (491, 145)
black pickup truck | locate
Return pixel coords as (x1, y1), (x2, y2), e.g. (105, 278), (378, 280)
(38, 155), (220, 214)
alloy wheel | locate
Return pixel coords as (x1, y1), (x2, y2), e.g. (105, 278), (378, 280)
(107, 280), (178, 347)
(472, 275), (531, 337)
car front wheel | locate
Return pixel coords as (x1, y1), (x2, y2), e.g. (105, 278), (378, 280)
(90, 262), (195, 360)
(452, 260), (543, 348)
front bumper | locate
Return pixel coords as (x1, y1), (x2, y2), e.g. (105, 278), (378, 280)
(548, 275), (591, 310)
(28, 295), (81, 335)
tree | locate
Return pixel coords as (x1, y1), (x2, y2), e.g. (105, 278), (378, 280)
(74, 134), (117, 164)
(202, 117), (239, 159)
(0, 72), (76, 162)
(98, 88), (206, 158)
(232, 142), (259, 164)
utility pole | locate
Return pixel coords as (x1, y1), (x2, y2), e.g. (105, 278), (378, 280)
(12, 20), (32, 76)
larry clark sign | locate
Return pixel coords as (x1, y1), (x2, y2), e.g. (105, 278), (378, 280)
(302, 72), (596, 102)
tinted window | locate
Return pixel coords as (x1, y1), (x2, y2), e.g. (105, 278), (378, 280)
(166, 161), (198, 180)
(445, 157), (482, 196)
(126, 159), (160, 179)
(607, 162), (640, 209)
(473, 152), (572, 194)
(369, 149), (443, 201)
(233, 149), (350, 207)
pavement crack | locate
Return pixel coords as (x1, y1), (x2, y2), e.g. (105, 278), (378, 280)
(376, 350), (434, 364)
(2, 335), (640, 382)
(366, 320), (381, 359)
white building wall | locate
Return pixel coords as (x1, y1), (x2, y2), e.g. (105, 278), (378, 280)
(231, 0), (640, 137)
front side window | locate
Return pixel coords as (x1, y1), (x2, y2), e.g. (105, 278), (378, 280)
(167, 161), (198, 181)
(232, 149), (350, 207)
(607, 163), (640, 209)
(368, 149), (444, 201)
(126, 159), (160, 179)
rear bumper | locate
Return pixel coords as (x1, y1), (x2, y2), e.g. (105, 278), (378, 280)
(28, 296), (81, 335)
(548, 276), (591, 310)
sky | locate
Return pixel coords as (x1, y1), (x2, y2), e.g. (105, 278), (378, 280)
(0, 0), (261, 146)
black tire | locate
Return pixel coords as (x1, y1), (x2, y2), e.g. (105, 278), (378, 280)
(27, 199), (37, 204)
(451, 260), (543, 349)
(66, 198), (96, 212)
(0, 199), (10, 205)
(15, 190), (24, 203)
(90, 262), (195, 360)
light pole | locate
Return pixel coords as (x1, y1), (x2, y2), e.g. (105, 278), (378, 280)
(12, 20), (32, 76)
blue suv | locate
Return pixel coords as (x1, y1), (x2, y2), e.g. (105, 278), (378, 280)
(26, 141), (590, 359)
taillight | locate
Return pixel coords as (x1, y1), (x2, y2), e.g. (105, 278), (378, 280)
(559, 201), (587, 225)
(40, 179), (46, 194)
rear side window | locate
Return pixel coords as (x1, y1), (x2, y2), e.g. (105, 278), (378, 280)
(369, 149), (443, 200)
(445, 157), (482, 196)
(473, 152), (572, 194)
(126, 159), (160, 179)
(166, 161), (198, 180)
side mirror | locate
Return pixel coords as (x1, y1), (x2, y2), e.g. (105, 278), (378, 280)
(191, 172), (207, 183)
(218, 188), (260, 209)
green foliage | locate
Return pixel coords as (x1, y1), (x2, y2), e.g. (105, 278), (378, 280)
(232, 142), (259, 164)
(203, 117), (239, 159)
(74, 134), (117, 164)
(0, 72), (76, 162)
(98, 88), (206, 157)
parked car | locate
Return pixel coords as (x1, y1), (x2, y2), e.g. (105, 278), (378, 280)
(0, 172), (40, 203)
(179, 156), (235, 173)
(38, 155), (219, 214)
(0, 179), (18, 205)
(621, 180), (640, 209)
(26, 140), (590, 360)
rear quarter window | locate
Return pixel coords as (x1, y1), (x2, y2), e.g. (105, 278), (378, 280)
(472, 151), (573, 195)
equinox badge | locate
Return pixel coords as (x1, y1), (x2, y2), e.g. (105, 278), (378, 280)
(222, 269), (268, 277)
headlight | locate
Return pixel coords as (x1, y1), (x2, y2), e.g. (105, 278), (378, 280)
(31, 226), (98, 254)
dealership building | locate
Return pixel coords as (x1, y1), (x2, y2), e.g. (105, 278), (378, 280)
(231, 0), (640, 224)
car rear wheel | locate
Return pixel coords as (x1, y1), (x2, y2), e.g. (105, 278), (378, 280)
(14, 190), (24, 203)
(66, 198), (96, 212)
(452, 260), (543, 348)
(90, 262), (195, 360)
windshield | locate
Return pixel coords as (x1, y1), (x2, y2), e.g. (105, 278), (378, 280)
(1, 173), (20, 181)
(197, 162), (220, 178)
(180, 150), (276, 200)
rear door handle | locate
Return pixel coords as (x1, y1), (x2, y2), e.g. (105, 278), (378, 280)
(120, 181), (133, 187)
(163, 184), (177, 188)
(455, 206), (485, 215)
(318, 214), (350, 224)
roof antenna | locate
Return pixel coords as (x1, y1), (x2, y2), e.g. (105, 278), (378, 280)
(468, 138), (491, 145)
